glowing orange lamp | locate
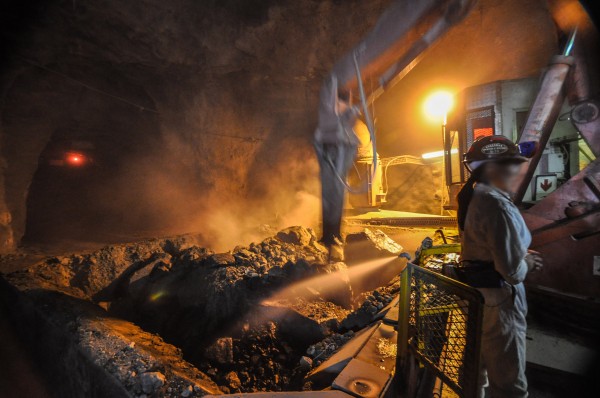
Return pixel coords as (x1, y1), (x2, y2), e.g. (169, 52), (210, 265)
(65, 152), (86, 166)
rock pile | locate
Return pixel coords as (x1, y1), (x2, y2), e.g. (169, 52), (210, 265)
(200, 321), (304, 393)
(302, 276), (400, 369)
(3, 226), (403, 394)
(341, 279), (399, 330)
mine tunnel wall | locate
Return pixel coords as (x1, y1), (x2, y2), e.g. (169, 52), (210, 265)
(0, 0), (391, 252)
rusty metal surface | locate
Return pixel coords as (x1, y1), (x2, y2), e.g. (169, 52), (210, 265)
(515, 55), (574, 203)
(522, 159), (600, 297)
(305, 320), (397, 397)
(523, 213), (600, 297)
(379, 295), (400, 325)
(572, 100), (600, 157)
(525, 158), (600, 221)
(305, 324), (378, 389)
(566, 44), (592, 105)
(332, 358), (392, 398)
(354, 323), (397, 373)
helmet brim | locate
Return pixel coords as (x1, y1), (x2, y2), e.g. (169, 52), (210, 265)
(464, 156), (528, 172)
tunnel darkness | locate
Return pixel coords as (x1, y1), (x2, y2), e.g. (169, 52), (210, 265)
(6, 66), (166, 245)
(215, 0), (279, 25)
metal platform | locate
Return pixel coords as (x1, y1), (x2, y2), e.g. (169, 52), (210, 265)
(346, 210), (457, 228)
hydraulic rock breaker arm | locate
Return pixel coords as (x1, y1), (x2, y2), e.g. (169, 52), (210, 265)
(514, 31), (579, 203)
(515, 28), (600, 203)
(314, 0), (476, 256)
(517, 29), (600, 297)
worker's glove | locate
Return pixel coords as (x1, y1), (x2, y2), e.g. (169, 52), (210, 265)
(525, 250), (544, 272)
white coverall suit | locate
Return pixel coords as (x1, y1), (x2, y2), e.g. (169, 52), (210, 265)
(461, 183), (530, 398)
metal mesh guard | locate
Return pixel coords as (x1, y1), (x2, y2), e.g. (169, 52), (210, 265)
(408, 265), (484, 397)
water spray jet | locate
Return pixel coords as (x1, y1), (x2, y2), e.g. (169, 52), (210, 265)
(261, 256), (404, 308)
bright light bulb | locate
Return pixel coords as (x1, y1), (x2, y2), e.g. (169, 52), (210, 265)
(424, 91), (454, 121)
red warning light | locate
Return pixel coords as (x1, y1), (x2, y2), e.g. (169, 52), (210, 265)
(65, 152), (86, 166)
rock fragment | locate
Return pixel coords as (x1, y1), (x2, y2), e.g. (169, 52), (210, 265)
(205, 337), (234, 365)
(225, 371), (242, 392)
(139, 371), (166, 394)
(305, 331), (355, 366)
(276, 226), (313, 246)
(340, 276), (399, 330)
(181, 385), (193, 397)
(299, 356), (313, 371)
(204, 253), (236, 267)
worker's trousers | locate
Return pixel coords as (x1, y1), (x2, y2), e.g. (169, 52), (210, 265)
(478, 283), (528, 398)
(315, 142), (356, 246)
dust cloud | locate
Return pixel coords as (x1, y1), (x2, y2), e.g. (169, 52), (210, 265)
(110, 137), (324, 253)
(195, 189), (321, 253)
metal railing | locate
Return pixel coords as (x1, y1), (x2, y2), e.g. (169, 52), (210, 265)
(398, 263), (484, 398)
